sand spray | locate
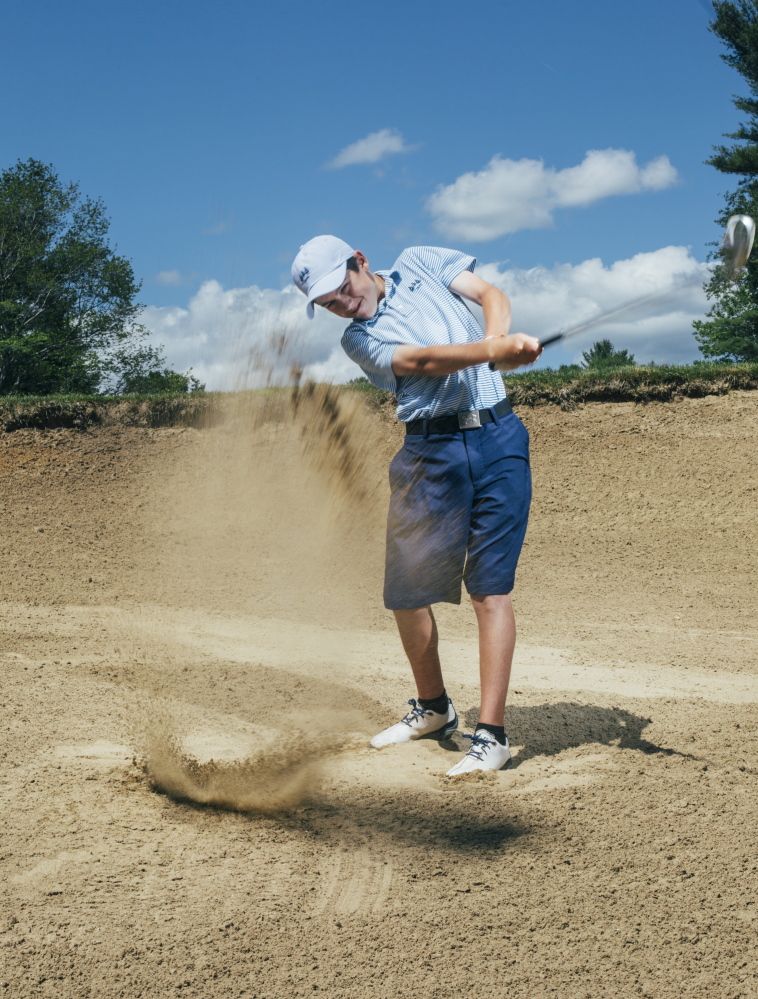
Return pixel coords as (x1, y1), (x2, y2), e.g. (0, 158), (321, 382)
(119, 325), (396, 812)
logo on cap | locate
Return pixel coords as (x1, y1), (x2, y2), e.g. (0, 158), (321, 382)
(291, 235), (356, 318)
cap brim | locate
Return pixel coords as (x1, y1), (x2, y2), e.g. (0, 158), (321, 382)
(304, 261), (348, 319)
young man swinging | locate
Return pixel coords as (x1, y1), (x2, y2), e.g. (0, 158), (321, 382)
(292, 236), (541, 775)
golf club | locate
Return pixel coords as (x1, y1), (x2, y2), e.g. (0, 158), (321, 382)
(489, 214), (755, 370)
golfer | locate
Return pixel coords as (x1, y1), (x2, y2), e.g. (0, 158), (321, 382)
(292, 237), (541, 775)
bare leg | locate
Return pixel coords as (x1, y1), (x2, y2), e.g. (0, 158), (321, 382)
(393, 606), (445, 700)
(470, 593), (516, 725)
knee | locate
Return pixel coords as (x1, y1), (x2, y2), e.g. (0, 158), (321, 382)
(470, 592), (512, 613)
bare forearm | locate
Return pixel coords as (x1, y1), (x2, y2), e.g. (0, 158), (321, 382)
(392, 340), (494, 377)
(393, 333), (542, 378)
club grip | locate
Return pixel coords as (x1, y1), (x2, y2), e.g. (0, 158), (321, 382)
(539, 332), (564, 348)
(487, 330), (565, 370)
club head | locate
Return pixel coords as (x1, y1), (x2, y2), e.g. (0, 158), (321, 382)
(723, 214), (756, 274)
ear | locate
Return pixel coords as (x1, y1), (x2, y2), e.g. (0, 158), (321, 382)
(354, 250), (370, 271)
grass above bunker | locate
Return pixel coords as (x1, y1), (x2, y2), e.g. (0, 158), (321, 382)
(3, 360), (758, 432)
(346, 360), (758, 408)
(502, 360), (758, 407)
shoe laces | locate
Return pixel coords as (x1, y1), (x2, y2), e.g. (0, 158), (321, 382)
(401, 698), (431, 726)
(461, 732), (495, 761)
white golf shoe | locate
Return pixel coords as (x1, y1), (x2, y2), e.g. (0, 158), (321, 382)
(370, 698), (458, 749)
(445, 730), (511, 776)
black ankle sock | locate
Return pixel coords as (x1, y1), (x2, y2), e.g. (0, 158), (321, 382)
(476, 723), (506, 746)
(418, 690), (449, 715)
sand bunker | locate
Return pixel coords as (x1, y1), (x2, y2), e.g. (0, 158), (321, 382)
(1, 390), (757, 998)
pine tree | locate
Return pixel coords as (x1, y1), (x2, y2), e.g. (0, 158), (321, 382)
(581, 339), (636, 370)
(695, 1), (758, 361)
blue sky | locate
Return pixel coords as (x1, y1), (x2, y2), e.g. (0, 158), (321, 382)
(1, 0), (744, 383)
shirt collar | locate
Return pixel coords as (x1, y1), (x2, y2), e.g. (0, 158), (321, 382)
(374, 270), (400, 317)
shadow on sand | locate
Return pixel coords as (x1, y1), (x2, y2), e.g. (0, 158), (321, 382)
(161, 778), (531, 852)
(460, 700), (692, 765)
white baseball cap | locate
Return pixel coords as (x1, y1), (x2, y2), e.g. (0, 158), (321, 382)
(291, 235), (355, 319)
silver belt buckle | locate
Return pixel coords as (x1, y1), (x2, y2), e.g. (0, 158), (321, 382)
(458, 409), (481, 429)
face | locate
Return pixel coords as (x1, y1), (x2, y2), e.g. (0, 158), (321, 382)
(313, 251), (383, 320)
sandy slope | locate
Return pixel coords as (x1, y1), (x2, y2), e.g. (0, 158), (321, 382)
(1, 390), (757, 998)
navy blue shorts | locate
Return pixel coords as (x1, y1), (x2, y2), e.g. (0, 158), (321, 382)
(384, 410), (531, 610)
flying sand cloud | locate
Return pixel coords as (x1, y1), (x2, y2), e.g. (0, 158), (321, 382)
(325, 128), (418, 169)
(141, 246), (709, 390)
(427, 149), (679, 240)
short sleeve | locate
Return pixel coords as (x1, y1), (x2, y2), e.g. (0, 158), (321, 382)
(400, 246), (476, 289)
(341, 327), (398, 393)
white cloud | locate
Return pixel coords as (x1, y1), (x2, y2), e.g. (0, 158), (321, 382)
(140, 246), (710, 390)
(325, 128), (417, 169)
(427, 149), (679, 240)
(153, 269), (199, 287)
(154, 270), (183, 287)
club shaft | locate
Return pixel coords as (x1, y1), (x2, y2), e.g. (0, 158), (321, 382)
(487, 268), (712, 370)
(488, 289), (669, 368)
(541, 287), (676, 346)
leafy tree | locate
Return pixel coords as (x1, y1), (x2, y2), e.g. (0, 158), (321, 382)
(581, 339), (636, 370)
(695, 1), (758, 360)
(0, 158), (148, 394)
(0, 158), (201, 394)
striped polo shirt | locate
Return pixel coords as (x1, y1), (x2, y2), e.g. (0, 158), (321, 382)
(341, 246), (506, 422)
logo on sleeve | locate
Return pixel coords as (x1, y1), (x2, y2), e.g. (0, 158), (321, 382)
(408, 279), (421, 292)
